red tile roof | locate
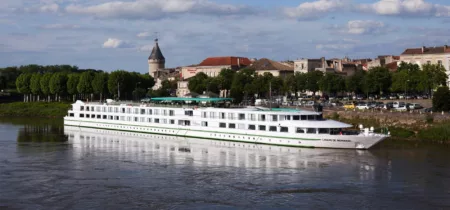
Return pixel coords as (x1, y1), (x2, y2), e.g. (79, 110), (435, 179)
(401, 45), (450, 55)
(198, 56), (252, 66)
(386, 62), (398, 71)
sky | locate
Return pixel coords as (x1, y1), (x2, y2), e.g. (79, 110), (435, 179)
(1, 0), (450, 73)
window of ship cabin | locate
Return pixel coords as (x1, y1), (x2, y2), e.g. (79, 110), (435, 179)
(122, 108), (125, 113)
(210, 112), (216, 118)
(318, 128), (330, 134)
(296, 128), (305, 133)
(96, 107), (101, 112)
(286, 115), (291, 120)
(238, 113), (245, 120)
(86, 106), (90, 111)
(120, 116), (125, 121)
(228, 113), (235, 119)
(238, 124), (245, 129)
(317, 114), (323, 120)
(220, 112), (225, 119)
(134, 117), (138, 122)
(102, 107), (106, 112)
(85, 114), (89, 118)
(301, 115), (307, 120)
(229, 123), (236, 129)
(148, 109), (152, 115)
(154, 109), (159, 115)
(269, 126), (277, 132)
(271, 115), (278, 122)
(170, 120), (175, 124)
(155, 118), (160, 123)
(127, 116), (131, 121)
(140, 117), (145, 122)
(110, 116), (114, 120)
(140, 109), (145, 114)
(91, 106), (95, 112)
(248, 125), (256, 130)
(308, 115), (316, 120)
(201, 121), (208, 127)
(148, 118), (152, 122)
(185, 110), (193, 116)
(202, 112), (207, 118)
(169, 110), (174, 116)
(280, 127), (289, 133)
(96, 115), (101, 119)
(185, 121), (191, 126)
(293, 115), (300, 120)
(69, 113), (74, 117)
(133, 108), (138, 114)
(259, 114), (266, 121)
(108, 107), (112, 112)
(163, 110), (167, 116)
(80, 106), (84, 111)
(126, 108), (131, 114)
(162, 119), (167, 124)
(249, 114), (256, 121)
(80, 114), (84, 118)
(219, 123), (226, 128)
(307, 128), (316, 134)
(259, 125), (266, 131)
(116, 116), (119, 120)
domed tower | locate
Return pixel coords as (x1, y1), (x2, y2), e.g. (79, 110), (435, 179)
(148, 38), (165, 76)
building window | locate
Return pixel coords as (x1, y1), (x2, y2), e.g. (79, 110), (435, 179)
(249, 114), (256, 121)
(259, 125), (266, 131)
(427, 61), (431, 65)
(80, 106), (84, 111)
(280, 127), (289, 133)
(201, 121), (208, 127)
(141, 109), (145, 114)
(271, 115), (278, 122)
(269, 126), (277, 132)
(134, 117), (138, 122)
(259, 114), (266, 121)
(248, 125), (256, 130)
(219, 123), (226, 128)
(228, 113), (235, 120)
(155, 109), (160, 115)
(148, 118), (152, 123)
(229, 123), (236, 129)
(210, 112), (216, 119)
(148, 109), (152, 115)
(80, 114), (84, 118)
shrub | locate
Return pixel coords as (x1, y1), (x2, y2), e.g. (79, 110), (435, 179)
(0, 102), (71, 117)
(425, 114), (434, 124)
(389, 127), (415, 138)
(432, 86), (450, 112)
(330, 112), (340, 120)
(418, 123), (450, 143)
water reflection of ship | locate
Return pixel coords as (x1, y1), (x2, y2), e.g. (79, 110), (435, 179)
(17, 123), (67, 143)
(64, 126), (378, 171)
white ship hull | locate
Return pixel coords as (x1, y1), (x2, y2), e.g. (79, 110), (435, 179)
(64, 118), (386, 149)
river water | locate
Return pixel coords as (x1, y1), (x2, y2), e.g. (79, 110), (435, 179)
(0, 118), (449, 209)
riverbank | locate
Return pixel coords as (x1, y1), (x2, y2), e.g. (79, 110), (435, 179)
(0, 102), (71, 118)
(323, 110), (450, 144)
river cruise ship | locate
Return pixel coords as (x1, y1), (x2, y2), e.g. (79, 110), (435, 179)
(63, 97), (389, 149)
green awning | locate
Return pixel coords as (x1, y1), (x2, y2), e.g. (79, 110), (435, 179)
(150, 97), (233, 102)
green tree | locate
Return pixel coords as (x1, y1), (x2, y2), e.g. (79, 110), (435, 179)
(305, 71), (323, 95)
(40, 73), (52, 101)
(432, 86), (450, 112)
(15, 73), (32, 102)
(294, 72), (307, 95)
(346, 70), (366, 95)
(77, 71), (94, 100)
(420, 64), (448, 96)
(108, 70), (132, 100)
(217, 68), (236, 96)
(366, 66), (391, 94)
(319, 73), (345, 96)
(67, 73), (80, 101)
(230, 68), (257, 103)
(30, 73), (41, 101)
(188, 72), (208, 94)
(92, 72), (109, 102)
(49, 73), (68, 102)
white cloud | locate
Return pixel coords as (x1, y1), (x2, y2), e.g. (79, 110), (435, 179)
(40, 24), (81, 29)
(137, 32), (152, 38)
(357, 0), (446, 17)
(331, 20), (392, 35)
(284, 0), (349, 20)
(102, 38), (133, 48)
(39, 3), (59, 13)
(316, 43), (353, 50)
(65, 0), (252, 19)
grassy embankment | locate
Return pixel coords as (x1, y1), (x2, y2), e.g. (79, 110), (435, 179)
(0, 102), (71, 118)
(327, 112), (450, 144)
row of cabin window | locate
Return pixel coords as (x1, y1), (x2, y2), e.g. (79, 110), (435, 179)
(212, 122), (336, 134)
(78, 114), (177, 124)
(79, 106), (175, 116)
(201, 112), (319, 121)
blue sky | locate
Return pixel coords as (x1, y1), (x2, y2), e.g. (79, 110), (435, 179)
(1, 0), (450, 73)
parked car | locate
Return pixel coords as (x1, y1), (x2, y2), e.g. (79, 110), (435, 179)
(423, 107), (432, 113)
(383, 102), (394, 109)
(408, 103), (423, 110)
(395, 105), (409, 112)
(380, 95), (388, 100)
(389, 94), (398, 100)
(140, 97), (151, 102)
(356, 103), (370, 110)
(344, 102), (355, 109)
(393, 101), (405, 108)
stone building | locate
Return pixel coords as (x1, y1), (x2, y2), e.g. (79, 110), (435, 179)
(247, 58), (294, 79)
(180, 56), (252, 80)
(400, 45), (450, 85)
(148, 39), (165, 76)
